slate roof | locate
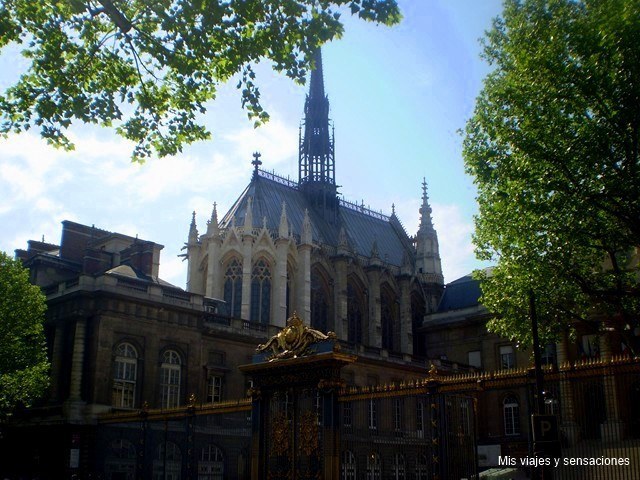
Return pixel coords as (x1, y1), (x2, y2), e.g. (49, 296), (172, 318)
(436, 274), (482, 312)
(219, 171), (414, 266)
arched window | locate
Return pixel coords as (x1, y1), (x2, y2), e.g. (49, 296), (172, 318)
(153, 441), (181, 480)
(311, 267), (331, 332)
(250, 259), (271, 324)
(366, 452), (381, 480)
(391, 453), (405, 480)
(341, 450), (356, 480)
(503, 395), (520, 436)
(381, 285), (398, 352)
(415, 454), (428, 480)
(223, 258), (243, 317)
(112, 342), (138, 408)
(199, 444), (224, 480)
(161, 350), (182, 409)
(347, 278), (365, 344)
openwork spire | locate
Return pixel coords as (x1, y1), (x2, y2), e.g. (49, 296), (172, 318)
(299, 48), (337, 221)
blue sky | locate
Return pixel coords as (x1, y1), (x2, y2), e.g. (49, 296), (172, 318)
(0, 0), (503, 287)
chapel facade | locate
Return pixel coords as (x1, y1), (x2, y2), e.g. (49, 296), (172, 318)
(184, 50), (444, 358)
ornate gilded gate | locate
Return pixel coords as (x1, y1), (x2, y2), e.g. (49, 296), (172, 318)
(240, 313), (354, 480)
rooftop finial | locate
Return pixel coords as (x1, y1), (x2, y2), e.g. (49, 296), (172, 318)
(188, 210), (198, 242)
(419, 178), (434, 231)
(207, 202), (219, 236)
(252, 151), (262, 178)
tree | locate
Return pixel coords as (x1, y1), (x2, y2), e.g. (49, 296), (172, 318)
(0, 0), (400, 160)
(0, 252), (49, 418)
(463, 0), (640, 352)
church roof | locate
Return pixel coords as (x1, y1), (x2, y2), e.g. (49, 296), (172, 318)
(219, 170), (414, 266)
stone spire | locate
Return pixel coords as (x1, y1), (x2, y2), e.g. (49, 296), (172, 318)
(298, 48), (338, 222)
(206, 202), (219, 236)
(415, 178), (443, 283)
(188, 211), (198, 243)
(419, 178), (434, 232)
(279, 201), (289, 238)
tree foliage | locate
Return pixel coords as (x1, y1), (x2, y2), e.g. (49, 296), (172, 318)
(464, 0), (640, 350)
(0, 252), (49, 418)
(0, 0), (400, 160)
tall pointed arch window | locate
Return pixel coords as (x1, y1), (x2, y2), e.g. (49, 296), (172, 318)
(161, 350), (182, 409)
(311, 267), (331, 332)
(347, 278), (365, 344)
(392, 453), (405, 480)
(223, 258), (243, 318)
(112, 342), (138, 408)
(250, 259), (271, 324)
(341, 450), (356, 480)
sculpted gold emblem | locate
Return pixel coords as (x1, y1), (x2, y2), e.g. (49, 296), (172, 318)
(256, 312), (337, 360)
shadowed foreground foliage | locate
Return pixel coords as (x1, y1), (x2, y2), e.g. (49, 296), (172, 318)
(0, 0), (400, 160)
(0, 252), (49, 418)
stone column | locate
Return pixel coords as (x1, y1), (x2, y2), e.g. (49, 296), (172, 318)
(274, 239), (289, 327)
(206, 236), (223, 298)
(298, 244), (312, 322)
(333, 257), (348, 340)
(64, 318), (87, 424)
(69, 318), (86, 401)
(241, 235), (253, 320)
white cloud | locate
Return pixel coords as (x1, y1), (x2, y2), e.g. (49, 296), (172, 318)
(224, 117), (298, 169)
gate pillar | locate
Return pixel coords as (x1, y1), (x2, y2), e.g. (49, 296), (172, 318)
(240, 313), (355, 480)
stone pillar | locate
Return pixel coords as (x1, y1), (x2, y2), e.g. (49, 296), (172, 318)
(241, 235), (253, 320)
(366, 268), (381, 348)
(274, 239), (289, 327)
(398, 276), (413, 356)
(206, 237), (223, 298)
(64, 318), (87, 424)
(298, 244), (312, 321)
(69, 318), (86, 401)
(333, 258), (348, 340)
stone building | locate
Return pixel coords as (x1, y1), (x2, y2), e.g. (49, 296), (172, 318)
(5, 49), (638, 479)
(184, 49), (443, 361)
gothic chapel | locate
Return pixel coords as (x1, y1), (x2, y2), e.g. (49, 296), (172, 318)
(185, 50), (444, 357)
